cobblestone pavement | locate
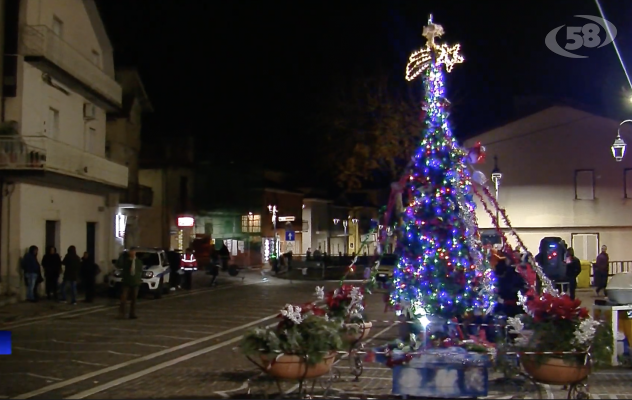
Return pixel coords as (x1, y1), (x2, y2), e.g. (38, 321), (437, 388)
(2, 278), (632, 399)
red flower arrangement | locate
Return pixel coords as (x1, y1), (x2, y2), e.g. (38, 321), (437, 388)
(325, 284), (366, 322)
(526, 293), (589, 323)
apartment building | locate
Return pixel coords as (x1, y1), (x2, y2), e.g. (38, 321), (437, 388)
(0, 0), (126, 298)
(106, 68), (153, 251)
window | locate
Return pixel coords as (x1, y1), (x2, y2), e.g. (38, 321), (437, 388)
(91, 50), (100, 66)
(48, 107), (59, 139)
(52, 16), (63, 37)
(574, 169), (595, 200)
(241, 214), (261, 233)
(625, 169), (632, 199)
(571, 233), (599, 261)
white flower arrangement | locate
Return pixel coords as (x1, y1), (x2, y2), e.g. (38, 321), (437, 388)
(572, 318), (600, 346)
(280, 304), (302, 325)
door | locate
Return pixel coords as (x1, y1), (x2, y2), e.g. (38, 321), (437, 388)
(86, 222), (97, 259)
(45, 220), (60, 250)
(571, 233), (599, 261)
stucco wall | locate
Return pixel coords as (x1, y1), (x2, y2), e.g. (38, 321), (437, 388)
(2, 182), (110, 297)
(464, 106), (632, 261)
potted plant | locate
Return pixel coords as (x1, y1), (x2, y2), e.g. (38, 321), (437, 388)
(240, 303), (344, 379)
(508, 293), (613, 385)
(317, 285), (372, 342)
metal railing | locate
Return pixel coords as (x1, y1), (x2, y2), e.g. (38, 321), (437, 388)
(0, 137), (46, 168)
(20, 25), (122, 106)
(0, 135), (127, 187)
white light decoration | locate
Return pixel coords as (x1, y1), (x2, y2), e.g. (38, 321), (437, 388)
(418, 315), (431, 328)
(264, 238), (270, 262)
(115, 214), (127, 238)
(405, 14), (464, 81)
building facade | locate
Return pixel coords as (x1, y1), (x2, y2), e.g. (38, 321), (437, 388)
(136, 137), (195, 250)
(464, 105), (632, 262)
(106, 68), (153, 252)
(0, 0), (126, 297)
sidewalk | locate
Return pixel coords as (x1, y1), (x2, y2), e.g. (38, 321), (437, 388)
(0, 268), (272, 325)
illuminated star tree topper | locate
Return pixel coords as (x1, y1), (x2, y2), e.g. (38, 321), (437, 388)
(405, 14), (464, 81)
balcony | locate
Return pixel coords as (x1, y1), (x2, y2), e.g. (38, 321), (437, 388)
(20, 25), (122, 111)
(120, 182), (154, 208)
(0, 136), (128, 188)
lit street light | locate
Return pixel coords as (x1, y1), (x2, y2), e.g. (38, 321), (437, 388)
(612, 119), (632, 162)
(490, 155), (502, 225)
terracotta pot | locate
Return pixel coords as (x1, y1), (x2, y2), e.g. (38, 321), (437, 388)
(260, 353), (336, 379)
(521, 354), (590, 385)
(343, 321), (372, 343)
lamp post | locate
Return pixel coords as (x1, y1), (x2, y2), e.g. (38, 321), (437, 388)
(490, 155), (502, 226)
(612, 119), (632, 161)
(268, 205), (278, 262)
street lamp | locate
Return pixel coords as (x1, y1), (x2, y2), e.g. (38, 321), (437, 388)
(268, 205), (278, 261)
(490, 155), (502, 224)
(612, 120), (632, 161)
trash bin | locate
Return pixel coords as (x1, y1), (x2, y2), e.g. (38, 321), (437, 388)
(577, 260), (591, 288)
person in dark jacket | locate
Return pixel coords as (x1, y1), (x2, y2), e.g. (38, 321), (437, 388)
(594, 245), (609, 296)
(42, 246), (62, 300)
(60, 246), (81, 305)
(565, 247), (582, 300)
(117, 248), (143, 319)
(495, 256), (527, 318)
(22, 246), (40, 302)
(80, 252), (99, 303)
(218, 244), (230, 271)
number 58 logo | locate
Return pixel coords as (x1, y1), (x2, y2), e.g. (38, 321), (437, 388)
(545, 15), (617, 58)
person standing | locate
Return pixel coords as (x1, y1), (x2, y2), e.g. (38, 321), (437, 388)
(565, 247), (582, 300)
(594, 245), (610, 297)
(118, 248), (143, 319)
(80, 251), (99, 303)
(60, 246), (81, 305)
(181, 248), (197, 290)
(42, 246), (62, 300)
(22, 246), (40, 302)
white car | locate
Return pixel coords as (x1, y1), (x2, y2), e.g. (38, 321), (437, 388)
(109, 248), (171, 298)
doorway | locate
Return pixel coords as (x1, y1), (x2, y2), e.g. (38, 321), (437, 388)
(571, 233), (599, 261)
(86, 222), (97, 259)
(45, 220), (60, 250)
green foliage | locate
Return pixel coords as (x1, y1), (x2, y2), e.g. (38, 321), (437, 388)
(516, 317), (613, 368)
(241, 315), (344, 365)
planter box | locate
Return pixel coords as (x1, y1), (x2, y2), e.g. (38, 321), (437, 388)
(385, 348), (490, 398)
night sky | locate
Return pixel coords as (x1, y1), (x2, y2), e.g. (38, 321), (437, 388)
(97, 0), (632, 173)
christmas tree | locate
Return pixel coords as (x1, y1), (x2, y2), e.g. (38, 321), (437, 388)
(390, 16), (493, 321)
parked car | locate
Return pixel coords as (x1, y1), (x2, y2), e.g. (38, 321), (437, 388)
(375, 254), (399, 284)
(109, 248), (171, 298)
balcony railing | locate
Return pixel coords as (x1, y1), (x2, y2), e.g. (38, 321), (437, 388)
(0, 136), (128, 188)
(20, 25), (122, 107)
(120, 182), (154, 207)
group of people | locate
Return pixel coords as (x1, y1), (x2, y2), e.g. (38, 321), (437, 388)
(21, 245), (100, 304)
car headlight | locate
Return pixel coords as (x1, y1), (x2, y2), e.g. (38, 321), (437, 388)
(142, 271), (154, 279)
(113, 270), (122, 277)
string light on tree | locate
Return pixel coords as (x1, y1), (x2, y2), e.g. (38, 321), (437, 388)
(391, 15), (494, 320)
